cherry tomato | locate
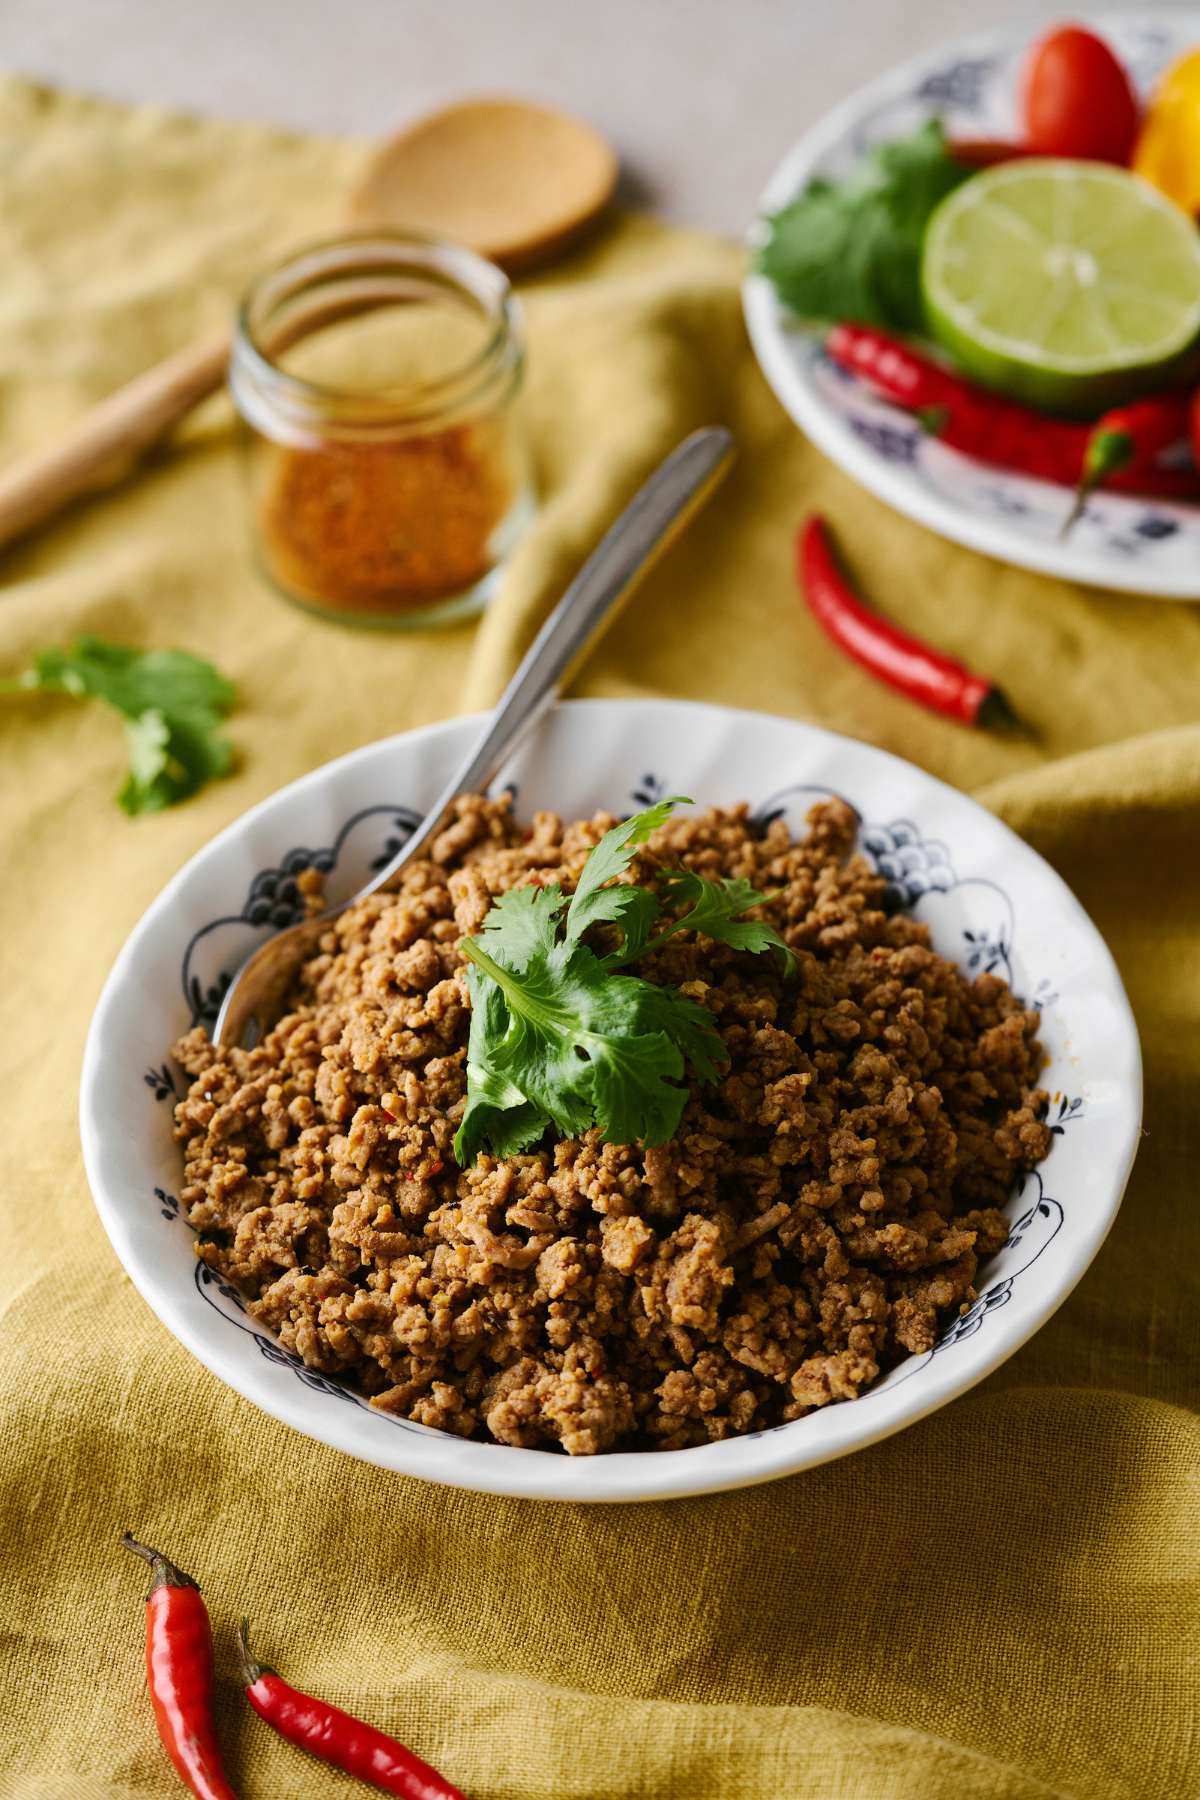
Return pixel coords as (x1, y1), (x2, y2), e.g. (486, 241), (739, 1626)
(1023, 25), (1140, 163)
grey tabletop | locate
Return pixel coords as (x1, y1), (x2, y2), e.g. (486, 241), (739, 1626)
(5, 0), (1187, 235)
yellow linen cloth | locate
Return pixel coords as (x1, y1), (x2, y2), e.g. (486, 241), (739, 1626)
(0, 76), (1197, 1800)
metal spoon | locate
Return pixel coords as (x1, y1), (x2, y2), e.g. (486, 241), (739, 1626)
(213, 425), (734, 1050)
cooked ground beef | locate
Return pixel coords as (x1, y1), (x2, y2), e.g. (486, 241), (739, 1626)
(172, 796), (1051, 1454)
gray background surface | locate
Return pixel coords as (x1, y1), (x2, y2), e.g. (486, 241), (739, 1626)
(4, 1), (1188, 233)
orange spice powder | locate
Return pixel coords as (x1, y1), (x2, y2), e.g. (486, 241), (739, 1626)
(258, 424), (508, 614)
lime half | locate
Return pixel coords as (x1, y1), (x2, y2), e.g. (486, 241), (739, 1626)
(921, 159), (1200, 414)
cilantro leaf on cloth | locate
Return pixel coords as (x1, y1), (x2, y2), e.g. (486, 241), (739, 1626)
(453, 797), (792, 1166)
(8, 636), (236, 814)
(755, 119), (969, 331)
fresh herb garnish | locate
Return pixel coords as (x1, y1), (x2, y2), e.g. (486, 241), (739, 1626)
(5, 636), (236, 814)
(755, 119), (969, 332)
(453, 797), (793, 1166)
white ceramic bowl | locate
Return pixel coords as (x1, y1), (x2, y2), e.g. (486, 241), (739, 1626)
(743, 12), (1200, 598)
(81, 700), (1141, 1502)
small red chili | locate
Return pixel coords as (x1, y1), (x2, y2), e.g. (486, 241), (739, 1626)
(121, 1534), (239, 1800)
(826, 323), (958, 411)
(1105, 465), (1200, 499)
(918, 391), (1089, 485)
(797, 516), (1015, 730)
(827, 325), (1091, 481)
(826, 324), (1200, 502)
(238, 1620), (467, 1800)
(1063, 392), (1192, 534)
(924, 396), (1199, 500)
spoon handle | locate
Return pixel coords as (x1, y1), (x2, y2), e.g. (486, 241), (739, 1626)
(0, 330), (231, 553)
(359, 425), (735, 889)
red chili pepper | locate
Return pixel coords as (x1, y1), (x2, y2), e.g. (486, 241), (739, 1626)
(797, 516), (1014, 729)
(826, 325), (1200, 501)
(1103, 464), (1200, 499)
(827, 325), (1089, 479)
(238, 1620), (467, 1800)
(918, 392), (1090, 484)
(121, 1535), (239, 1800)
(1062, 392), (1192, 534)
(826, 323), (959, 410)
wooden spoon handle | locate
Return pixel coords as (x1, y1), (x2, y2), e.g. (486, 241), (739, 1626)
(0, 328), (230, 552)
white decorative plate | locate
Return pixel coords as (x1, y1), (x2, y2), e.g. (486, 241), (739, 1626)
(80, 700), (1142, 1501)
(743, 12), (1200, 598)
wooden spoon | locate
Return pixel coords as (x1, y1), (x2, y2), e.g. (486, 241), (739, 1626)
(0, 97), (618, 554)
(347, 96), (617, 271)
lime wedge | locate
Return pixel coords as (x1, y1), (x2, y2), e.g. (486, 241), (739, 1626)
(921, 159), (1200, 414)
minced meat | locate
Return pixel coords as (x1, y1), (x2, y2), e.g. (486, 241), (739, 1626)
(172, 796), (1051, 1454)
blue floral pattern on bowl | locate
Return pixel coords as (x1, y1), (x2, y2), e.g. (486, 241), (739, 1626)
(181, 803), (421, 1027)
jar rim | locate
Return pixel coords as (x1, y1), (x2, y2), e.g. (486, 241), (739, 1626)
(231, 229), (521, 429)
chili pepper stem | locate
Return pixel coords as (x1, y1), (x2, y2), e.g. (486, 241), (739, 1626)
(121, 1531), (200, 1595)
(1059, 487), (1090, 540)
(237, 1618), (273, 1687)
(977, 687), (1024, 734)
(1060, 427), (1135, 539)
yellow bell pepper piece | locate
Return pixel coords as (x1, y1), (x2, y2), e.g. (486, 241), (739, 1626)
(1133, 48), (1200, 214)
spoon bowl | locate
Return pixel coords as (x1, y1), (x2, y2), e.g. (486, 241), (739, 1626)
(346, 95), (619, 270)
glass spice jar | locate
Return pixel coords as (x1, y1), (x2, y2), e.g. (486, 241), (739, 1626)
(230, 232), (534, 628)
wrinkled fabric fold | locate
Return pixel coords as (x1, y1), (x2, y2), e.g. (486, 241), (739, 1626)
(0, 76), (1197, 1800)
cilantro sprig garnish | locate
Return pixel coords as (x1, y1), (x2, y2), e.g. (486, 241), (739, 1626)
(453, 797), (794, 1166)
(4, 636), (236, 814)
(755, 118), (969, 332)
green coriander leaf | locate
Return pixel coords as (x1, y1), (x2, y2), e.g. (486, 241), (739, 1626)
(583, 1032), (688, 1147)
(475, 882), (568, 966)
(451, 796), (796, 1165)
(120, 709), (172, 814)
(634, 981), (729, 1087)
(125, 707), (171, 789)
(118, 709), (235, 815)
(564, 794), (691, 945)
(596, 884), (661, 968)
(755, 119), (969, 331)
(458, 938), (624, 1143)
(453, 935), (724, 1165)
(453, 965), (552, 1165)
(655, 870), (796, 971)
(14, 635), (236, 814)
(26, 637), (236, 721)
